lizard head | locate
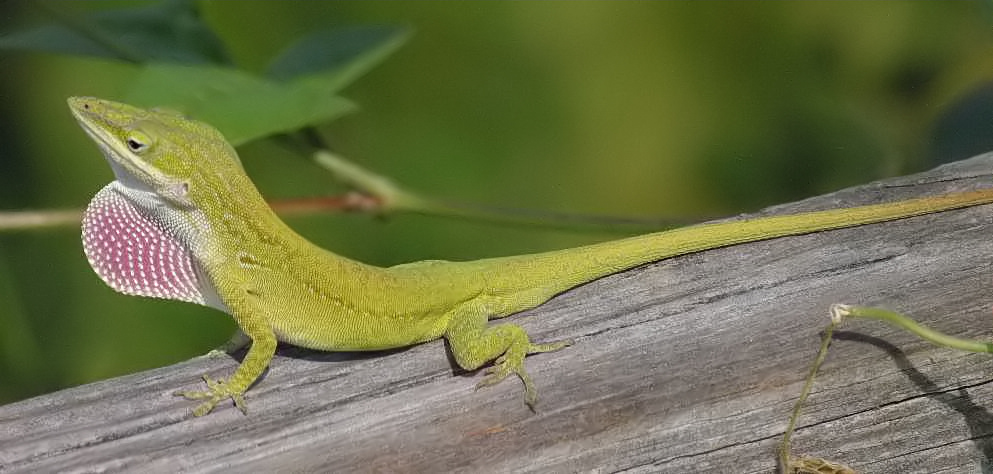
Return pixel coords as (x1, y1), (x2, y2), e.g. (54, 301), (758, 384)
(68, 96), (246, 209)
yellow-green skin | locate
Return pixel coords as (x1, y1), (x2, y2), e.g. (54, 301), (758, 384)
(68, 96), (993, 417)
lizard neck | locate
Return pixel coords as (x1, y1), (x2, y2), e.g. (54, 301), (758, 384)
(189, 171), (388, 305)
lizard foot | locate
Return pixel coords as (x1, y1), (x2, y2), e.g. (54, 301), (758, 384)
(475, 339), (573, 410)
(174, 374), (247, 416)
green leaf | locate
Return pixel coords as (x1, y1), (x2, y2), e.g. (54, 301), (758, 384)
(125, 63), (356, 146)
(0, 0), (229, 64)
(266, 25), (411, 91)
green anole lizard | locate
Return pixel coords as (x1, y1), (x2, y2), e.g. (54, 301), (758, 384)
(68, 96), (993, 417)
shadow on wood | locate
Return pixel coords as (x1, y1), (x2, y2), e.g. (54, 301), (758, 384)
(4, 154), (993, 473)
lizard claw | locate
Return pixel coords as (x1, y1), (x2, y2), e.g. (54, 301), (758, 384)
(476, 355), (511, 388)
(473, 338), (573, 410)
(475, 353), (540, 410)
(174, 374), (248, 416)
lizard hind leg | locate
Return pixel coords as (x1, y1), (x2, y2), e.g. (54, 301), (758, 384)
(445, 304), (572, 410)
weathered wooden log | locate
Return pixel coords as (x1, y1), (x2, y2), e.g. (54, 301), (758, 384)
(4, 153), (993, 473)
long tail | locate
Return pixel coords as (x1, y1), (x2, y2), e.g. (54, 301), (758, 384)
(487, 187), (993, 296)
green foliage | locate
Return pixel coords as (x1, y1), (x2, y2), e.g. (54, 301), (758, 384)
(1, 0), (410, 145)
(0, 0), (229, 64)
(124, 65), (357, 146)
(265, 25), (411, 85)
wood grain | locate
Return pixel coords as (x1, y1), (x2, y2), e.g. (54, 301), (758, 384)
(5, 154), (993, 473)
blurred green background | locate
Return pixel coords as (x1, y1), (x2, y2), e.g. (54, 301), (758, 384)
(2, 1), (993, 404)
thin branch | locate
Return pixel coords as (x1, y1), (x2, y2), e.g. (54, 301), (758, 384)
(312, 151), (692, 233)
(0, 209), (82, 231)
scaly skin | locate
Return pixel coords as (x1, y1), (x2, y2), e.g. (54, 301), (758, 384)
(68, 96), (993, 416)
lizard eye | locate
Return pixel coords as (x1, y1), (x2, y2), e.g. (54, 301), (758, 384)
(124, 130), (151, 154)
(126, 137), (147, 153)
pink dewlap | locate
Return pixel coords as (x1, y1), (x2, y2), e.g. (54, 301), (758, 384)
(82, 185), (206, 304)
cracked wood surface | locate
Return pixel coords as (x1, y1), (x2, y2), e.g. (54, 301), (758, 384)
(5, 154), (993, 473)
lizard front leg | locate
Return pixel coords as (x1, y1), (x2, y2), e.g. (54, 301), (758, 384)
(175, 297), (277, 416)
(444, 300), (571, 409)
